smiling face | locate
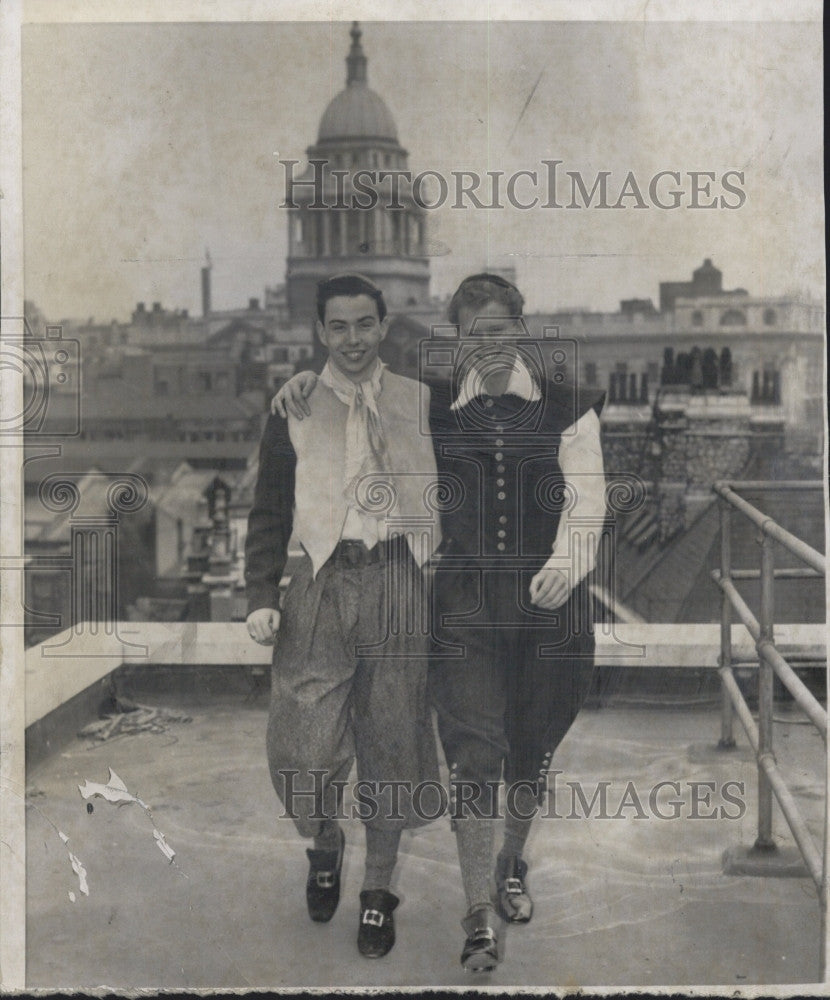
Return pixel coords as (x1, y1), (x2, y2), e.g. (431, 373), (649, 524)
(316, 293), (389, 382)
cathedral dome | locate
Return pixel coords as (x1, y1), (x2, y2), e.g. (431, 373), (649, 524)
(318, 86), (398, 143)
(316, 23), (399, 144)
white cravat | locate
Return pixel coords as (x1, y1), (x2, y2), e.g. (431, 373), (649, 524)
(319, 359), (392, 546)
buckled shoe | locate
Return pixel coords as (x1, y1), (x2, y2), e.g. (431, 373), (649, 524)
(495, 854), (533, 923)
(305, 827), (345, 922)
(460, 904), (499, 972)
(357, 889), (399, 958)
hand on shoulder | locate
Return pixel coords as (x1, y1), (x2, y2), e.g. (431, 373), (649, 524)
(271, 370), (319, 420)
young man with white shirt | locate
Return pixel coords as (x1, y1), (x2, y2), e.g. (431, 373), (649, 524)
(273, 272), (606, 973)
(245, 273), (440, 960)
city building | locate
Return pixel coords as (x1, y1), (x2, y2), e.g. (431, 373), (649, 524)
(22, 27), (825, 643)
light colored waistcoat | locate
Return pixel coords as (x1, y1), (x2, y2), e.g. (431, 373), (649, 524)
(289, 372), (441, 576)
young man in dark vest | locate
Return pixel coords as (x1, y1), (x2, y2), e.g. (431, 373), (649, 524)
(273, 273), (606, 973)
(245, 273), (440, 960)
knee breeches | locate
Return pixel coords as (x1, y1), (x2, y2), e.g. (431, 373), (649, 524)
(267, 551), (439, 835)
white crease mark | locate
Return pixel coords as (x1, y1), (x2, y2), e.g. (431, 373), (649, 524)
(68, 852), (89, 896)
(78, 767), (186, 878)
(153, 829), (176, 862)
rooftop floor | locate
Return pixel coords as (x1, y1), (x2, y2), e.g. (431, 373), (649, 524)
(25, 690), (825, 992)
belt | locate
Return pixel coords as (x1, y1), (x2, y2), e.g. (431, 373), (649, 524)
(328, 538), (392, 569)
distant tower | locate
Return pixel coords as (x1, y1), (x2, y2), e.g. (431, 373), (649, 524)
(201, 249), (212, 317)
(691, 258), (722, 297)
(285, 22), (430, 324)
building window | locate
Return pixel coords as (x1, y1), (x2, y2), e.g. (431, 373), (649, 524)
(691, 310), (703, 326)
(751, 368), (781, 405)
(763, 308), (777, 326)
(584, 362), (597, 386)
(720, 309), (746, 326)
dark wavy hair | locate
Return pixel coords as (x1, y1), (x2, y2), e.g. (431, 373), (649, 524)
(316, 273), (387, 323)
(447, 272), (525, 327)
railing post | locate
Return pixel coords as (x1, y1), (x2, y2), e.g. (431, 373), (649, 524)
(755, 530), (776, 850)
(821, 765), (829, 980)
(718, 497), (735, 748)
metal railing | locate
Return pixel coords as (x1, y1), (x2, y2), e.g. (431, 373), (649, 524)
(711, 480), (827, 975)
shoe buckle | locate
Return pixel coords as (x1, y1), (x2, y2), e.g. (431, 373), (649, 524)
(362, 909), (384, 927)
(315, 871), (336, 889)
(473, 927), (497, 942)
(504, 877), (524, 895)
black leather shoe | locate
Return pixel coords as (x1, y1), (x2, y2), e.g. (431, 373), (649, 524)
(305, 827), (344, 922)
(357, 889), (399, 958)
(495, 854), (533, 923)
(460, 905), (499, 972)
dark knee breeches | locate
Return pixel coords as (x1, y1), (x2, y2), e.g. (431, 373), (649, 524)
(429, 565), (595, 812)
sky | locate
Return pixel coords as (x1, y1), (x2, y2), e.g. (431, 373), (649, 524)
(20, 14), (825, 323)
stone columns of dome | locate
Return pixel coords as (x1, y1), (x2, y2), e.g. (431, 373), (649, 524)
(304, 212), (314, 257)
(380, 209), (391, 254)
(322, 212), (332, 256)
(338, 211), (348, 256)
(371, 208), (381, 252)
(391, 211), (400, 253)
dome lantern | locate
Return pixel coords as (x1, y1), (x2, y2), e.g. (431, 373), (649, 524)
(317, 21), (399, 144)
(346, 21), (367, 85)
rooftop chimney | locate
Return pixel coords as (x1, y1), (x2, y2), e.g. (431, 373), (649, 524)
(201, 248), (212, 317)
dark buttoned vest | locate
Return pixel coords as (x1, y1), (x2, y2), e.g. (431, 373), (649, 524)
(427, 378), (604, 573)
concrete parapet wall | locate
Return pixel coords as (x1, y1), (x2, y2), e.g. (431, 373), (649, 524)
(25, 621), (827, 728)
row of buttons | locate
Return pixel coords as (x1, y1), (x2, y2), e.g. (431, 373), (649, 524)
(494, 428), (508, 551)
